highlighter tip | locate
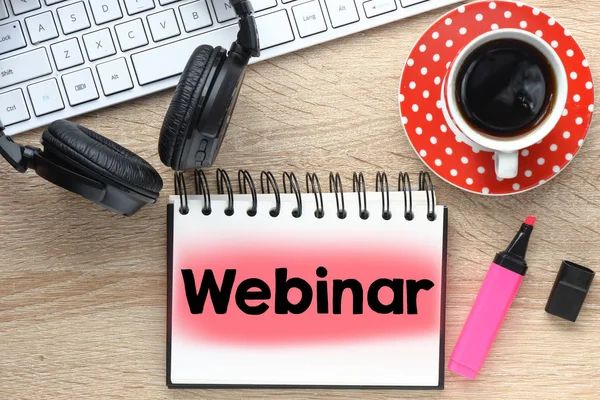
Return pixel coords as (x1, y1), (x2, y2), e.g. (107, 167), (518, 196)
(525, 216), (536, 226)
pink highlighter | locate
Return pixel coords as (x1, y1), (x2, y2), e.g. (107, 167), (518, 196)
(449, 217), (536, 380)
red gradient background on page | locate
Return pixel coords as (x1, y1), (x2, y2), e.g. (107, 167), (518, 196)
(172, 242), (441, 346)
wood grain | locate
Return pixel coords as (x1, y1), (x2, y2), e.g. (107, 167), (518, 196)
(1, 1), (599, 398)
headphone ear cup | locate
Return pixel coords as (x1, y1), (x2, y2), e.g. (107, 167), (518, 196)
(159, 45), (220, 170)
(41, 120), (163, 194)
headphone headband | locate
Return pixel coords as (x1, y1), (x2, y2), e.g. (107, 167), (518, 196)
(232, 0), (260, 58)
(0, 122), (29, 172)
(231, 0), (254, 14)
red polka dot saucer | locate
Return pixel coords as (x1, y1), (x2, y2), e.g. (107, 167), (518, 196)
(399, 0), (594, 195)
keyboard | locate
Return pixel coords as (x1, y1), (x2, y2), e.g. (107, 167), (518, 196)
(0, 0), (463, 135)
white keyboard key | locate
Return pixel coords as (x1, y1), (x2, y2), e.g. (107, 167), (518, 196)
(251, 0), (277, 12)
(0, 89), (29, 125)
(256, 10), (293, 50)
(27, 78), (64, 116)
(9, 0), (40, 15)
(50, 38), (84, 70)
(25, 11), (59, 44)
(400, 0), (426, 6)
(292, 1), (326, 38)
(159, 0), (180, 4)
(0, 48), (51, 89)
(115, 18), (148, 51)
(211, 0), (235, 23)
(45, 0), (67, 4)
(89, 0), (123, 25)
(147, 9), (180, 42)
(57, 2), (91, 34)
(124, 0), (155, 15)
(96, 57), (133, 95)
(132, 24), (234, 85)
(325, 0), (359, 28)
(62, 67), (99, 106)
(0, 21), (26, 55)
(82, 28), (116, 61)
(0, 1), (9, 20)
(363, 0), (396, 18)
(132, 11), (293, 85)
(179, 0), (212, 33)
(281, 0), (296, 3)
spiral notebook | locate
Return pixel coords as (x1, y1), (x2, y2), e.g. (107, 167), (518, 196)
(167, 170), (448, 389)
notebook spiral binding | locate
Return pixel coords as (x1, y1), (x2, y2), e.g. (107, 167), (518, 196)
(174, 170), (437, 221)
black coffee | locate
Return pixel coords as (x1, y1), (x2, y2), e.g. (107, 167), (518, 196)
(456, 39), (555, 137)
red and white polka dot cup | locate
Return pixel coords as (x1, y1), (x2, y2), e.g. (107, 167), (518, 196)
(400, 0), (594, 196)
(441, 28), (568, 179)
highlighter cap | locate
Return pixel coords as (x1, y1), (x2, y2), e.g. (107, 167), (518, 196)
(545, 260), (595, 322)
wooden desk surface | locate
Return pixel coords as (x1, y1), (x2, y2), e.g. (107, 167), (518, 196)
(1, 1), (599, 398)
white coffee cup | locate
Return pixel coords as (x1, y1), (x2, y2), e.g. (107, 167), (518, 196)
(441, 29), (568, 179)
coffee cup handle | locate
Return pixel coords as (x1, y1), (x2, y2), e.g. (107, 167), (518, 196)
(495, 151), (519, 179)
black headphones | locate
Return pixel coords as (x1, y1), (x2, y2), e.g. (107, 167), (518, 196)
(0, 0), (258, 216)
(0, 120), (163, 216)
(158, 0), (259, 171)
